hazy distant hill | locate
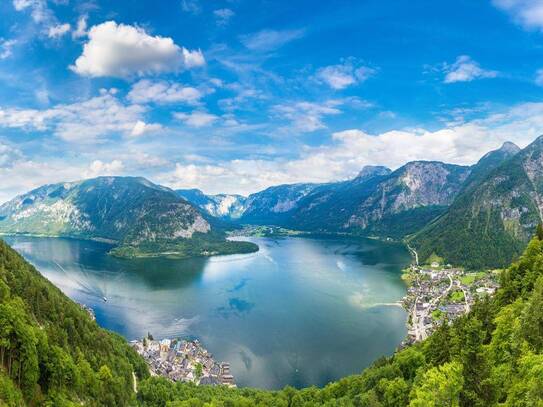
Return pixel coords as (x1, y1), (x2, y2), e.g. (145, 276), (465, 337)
(176, 188), (247, 219)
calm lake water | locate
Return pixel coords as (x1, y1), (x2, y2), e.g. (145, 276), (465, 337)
(5, 235), (410, 389)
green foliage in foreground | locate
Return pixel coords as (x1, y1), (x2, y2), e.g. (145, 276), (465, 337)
(137, 235), (543, 406)
(3, 234), (543, 405)
(0, 239), (148, 405)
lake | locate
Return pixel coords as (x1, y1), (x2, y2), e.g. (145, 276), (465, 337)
(5, 235), (410, 389)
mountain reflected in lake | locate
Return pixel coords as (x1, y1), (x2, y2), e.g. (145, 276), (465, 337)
(5, 235), (410, 389)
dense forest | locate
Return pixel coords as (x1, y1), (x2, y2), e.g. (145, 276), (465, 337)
(0, 239), (148, 405)
(2, 232), (543, 405)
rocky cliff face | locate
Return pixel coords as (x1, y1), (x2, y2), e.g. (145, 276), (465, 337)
(0, 176), (211, 245)
(345, 161), (470, 231)
(177, 189), (247, 219)
(278, 162), (469, 237)
(410, 140), (539, 269)
(239, 183), (319, 224)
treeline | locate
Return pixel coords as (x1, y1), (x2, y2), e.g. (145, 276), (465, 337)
(110, 232), (259, 259)
(137, 233), (543, 406)
(2, 233), (543, 405)
(0, 239), (148, 405)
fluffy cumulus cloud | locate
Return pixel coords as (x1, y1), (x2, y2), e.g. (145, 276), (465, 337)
(130, 120), (162, 137)
(443, 55), (498, 83)
(316, 60), (376, 90)
(272, 100), (343, 132)
(493, 0), (543, 30)
(159, 102), (543, 195)
(240, 28), (305, 51)
(127, 79), (203, 104)
(0, 89), (158, 142)
(71, 21), (205, 78)
(174, 111), (218, 127)
(84, 159), (124, 178)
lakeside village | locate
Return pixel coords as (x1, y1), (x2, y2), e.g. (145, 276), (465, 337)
(77, 299), (236, 387)
(130, 336), (236, 387)
(74, 243), (501, 387)
(401, 251), (500, 345)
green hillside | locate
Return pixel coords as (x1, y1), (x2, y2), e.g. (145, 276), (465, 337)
(2, 231), (543, 405)
(0, 177), (258, 260)
(410, 138), (540, 269)
(0, 238), (148, 405)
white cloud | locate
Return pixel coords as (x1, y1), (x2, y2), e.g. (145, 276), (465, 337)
(0, 142), (23, 167)
(48, 23), (71, 38)
(240, 29), (305, 51)
(182, 47), (205, 68)
(0, 89), (148, 142)
(158, 102), (543, 195)
(174, 111), (218, 127)
(72, 15), (88, 39)
(0, 39), (17, 59)
(214, 8), (235, 26)
(130, 120), (162, 137)
(127, 79), (203, 104)
(181, 0), (201, 15)
(71, 21), (205, 78)
(443, 55), (498, 83)
(12, 0), (51, 23)
(35, 87), (50, 105)
(84, 159), (124, 178)
(316, 60), (376, 90)
(218, 83), (266, 111)
(493, 0), (543, 30)
(272, 100), (342, 132)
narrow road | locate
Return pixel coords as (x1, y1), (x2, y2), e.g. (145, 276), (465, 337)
(132, 371), (137, 393)
(406, 243), (419, 266)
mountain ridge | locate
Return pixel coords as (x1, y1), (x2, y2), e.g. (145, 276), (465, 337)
(0, 176), (258, 259)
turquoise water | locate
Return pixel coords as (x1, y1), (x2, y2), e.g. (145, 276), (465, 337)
(5, 235), (410, 389)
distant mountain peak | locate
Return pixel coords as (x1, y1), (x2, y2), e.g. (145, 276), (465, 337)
(355, 165), (391, 182)
(498, 141), (520, 154)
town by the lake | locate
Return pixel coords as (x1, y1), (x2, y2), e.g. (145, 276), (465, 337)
(130, 337), (236, 387)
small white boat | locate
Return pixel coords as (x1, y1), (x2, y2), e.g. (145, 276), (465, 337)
(102, 296), (108, 302)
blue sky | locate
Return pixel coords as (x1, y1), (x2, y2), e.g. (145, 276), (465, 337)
(1, 0), (543, 201)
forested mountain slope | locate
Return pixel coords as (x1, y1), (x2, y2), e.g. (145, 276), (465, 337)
(285, 161), (470, 238)
(0, 177), (257, 259)
(411, 138), (542, 269)
(3, 230), (543, 405)
(138, 231), (543, 405)
(0, 238), (148, 405)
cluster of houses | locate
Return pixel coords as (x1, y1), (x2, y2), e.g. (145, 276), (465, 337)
(402, 263), (499, 345)
(131, 337), (236, 387)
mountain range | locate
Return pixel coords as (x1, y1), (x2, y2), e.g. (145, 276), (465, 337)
(0, 176), (257, 259)
(3, 136), (543, 267)
(176, 137), (543, 268)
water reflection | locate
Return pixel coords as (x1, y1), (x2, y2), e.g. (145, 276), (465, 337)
(5, 235), (410, 390)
